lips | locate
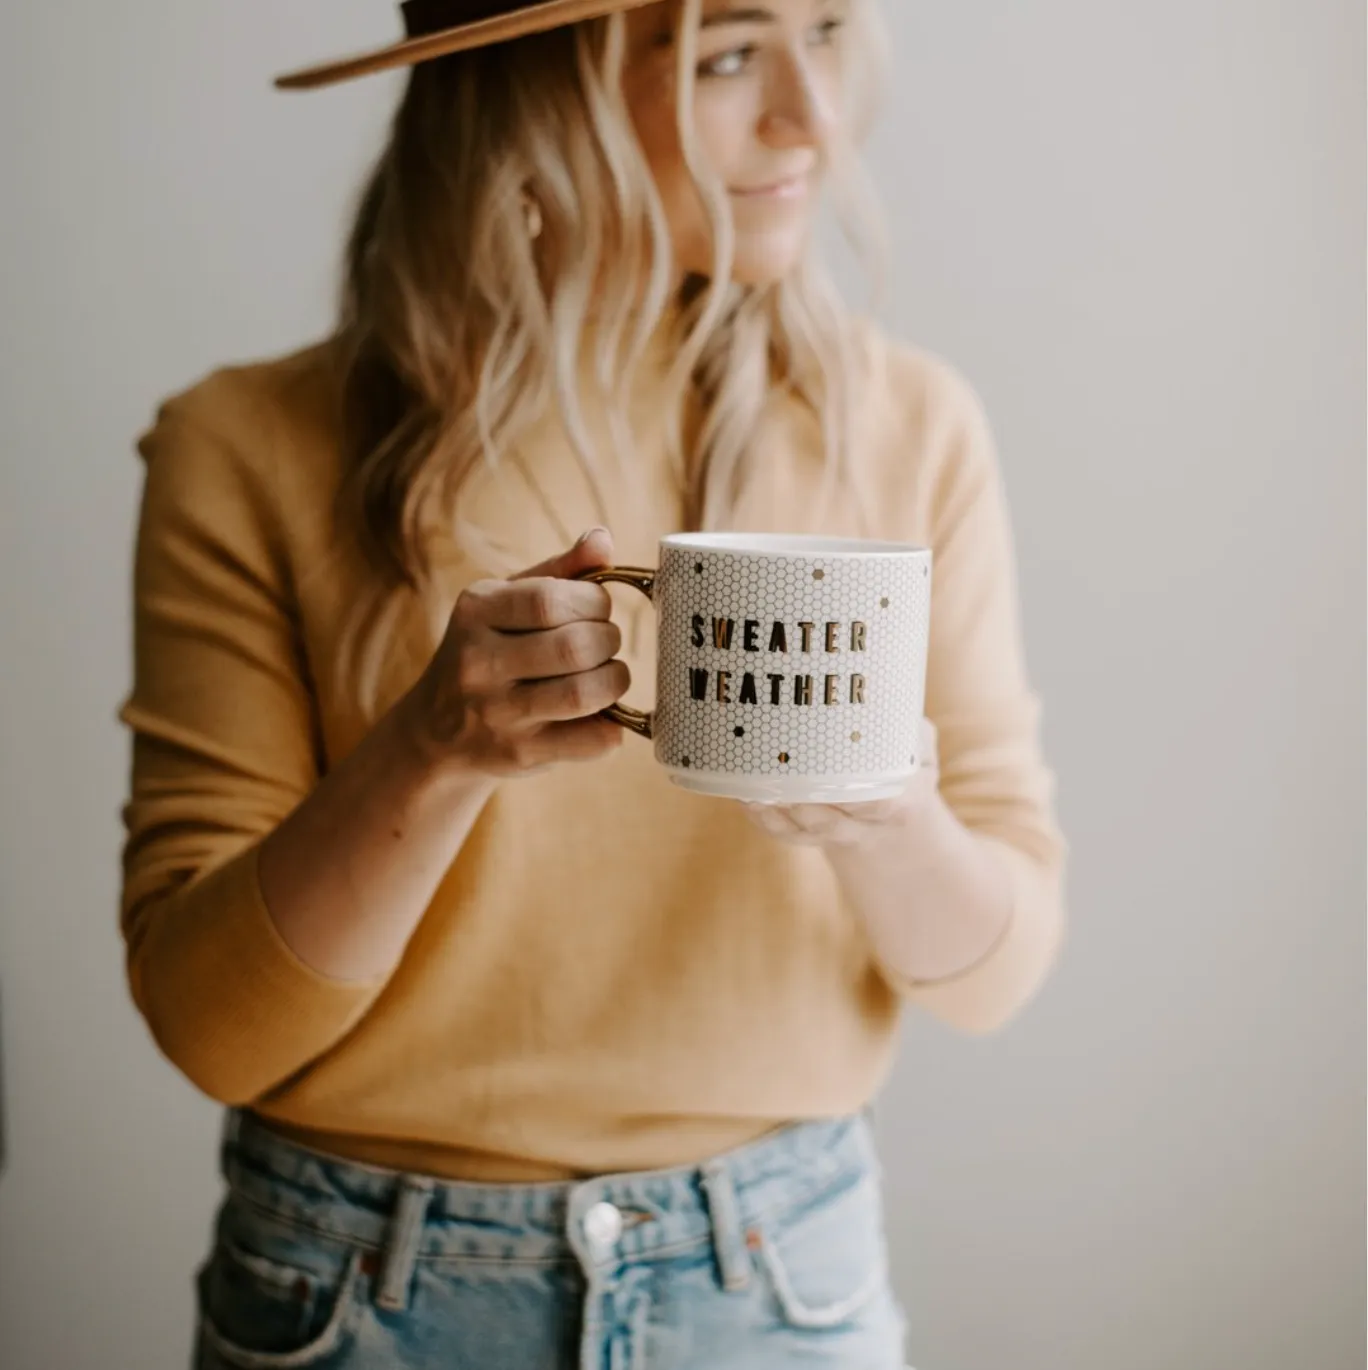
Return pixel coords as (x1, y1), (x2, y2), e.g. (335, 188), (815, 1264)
(730, 173), (812, 201)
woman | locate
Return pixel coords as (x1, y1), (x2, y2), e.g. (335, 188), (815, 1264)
(119, 1), (1066, 1366)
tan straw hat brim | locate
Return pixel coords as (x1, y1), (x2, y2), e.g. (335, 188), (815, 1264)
(276, 0), (662, 91)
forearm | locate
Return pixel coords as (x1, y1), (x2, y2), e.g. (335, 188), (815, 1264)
(827, 790), (1015, 988)
(123, 531), (623, 1104)
(817, 777), (1064, 1034)
(258, 684), (497, 983)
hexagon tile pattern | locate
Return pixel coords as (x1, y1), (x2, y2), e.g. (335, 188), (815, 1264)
(650, 544), (932, 780)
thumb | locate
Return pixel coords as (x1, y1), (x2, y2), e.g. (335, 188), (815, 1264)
(512, 527), (615, 582)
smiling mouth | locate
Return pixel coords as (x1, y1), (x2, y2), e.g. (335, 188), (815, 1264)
(729, 174), (812, 201)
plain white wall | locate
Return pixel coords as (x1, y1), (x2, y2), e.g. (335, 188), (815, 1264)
(0, 3), (1362, 1368)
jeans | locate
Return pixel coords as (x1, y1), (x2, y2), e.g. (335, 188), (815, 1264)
(194, 1110), (908, 1369)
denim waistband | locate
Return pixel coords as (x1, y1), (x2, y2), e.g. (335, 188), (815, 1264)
(222, 1110), (878, 1277)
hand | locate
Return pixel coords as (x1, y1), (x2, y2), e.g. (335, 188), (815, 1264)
(404, 528), (630, 777)
(744, 717), (941, 849)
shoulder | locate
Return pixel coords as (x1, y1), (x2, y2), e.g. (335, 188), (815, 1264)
(138, 339), (344, 489)
(851, 320), (993, 446)
(846, 320), (1003, 537)
(135, 340), (346, 567)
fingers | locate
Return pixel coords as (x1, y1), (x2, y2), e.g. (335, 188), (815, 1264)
(457, 576), (613, 632)
(512, 528), (615, 583)
(830, 798), (909, 825)
(425, 531), (633, 779)
(744, 791), (925, 849)
(515, 716), (626, 769)
(453, 527), (618, 630)
(488, 619), (623, 686)
(744, 803), (838, 847)
(495, 659), (632, 727)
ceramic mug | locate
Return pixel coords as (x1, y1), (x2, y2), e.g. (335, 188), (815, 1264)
(582, 533), (932, 804)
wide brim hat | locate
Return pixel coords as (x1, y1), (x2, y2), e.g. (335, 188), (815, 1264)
(275, 0), (662, 91)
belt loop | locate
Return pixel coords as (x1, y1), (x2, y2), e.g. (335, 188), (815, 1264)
(219, 1108), (244, 1176)
(222, 1108), (244, 1145)
(701, 1159), (751, 1293)
(376, 1174), (435, 1312)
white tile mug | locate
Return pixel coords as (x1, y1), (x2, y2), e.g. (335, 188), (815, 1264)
(581, 533), (933, 804)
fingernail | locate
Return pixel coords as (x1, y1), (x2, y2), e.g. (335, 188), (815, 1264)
(577, 526), (608, 547)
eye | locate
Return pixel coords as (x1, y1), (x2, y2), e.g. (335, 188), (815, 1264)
(808, 16), (846, 46)
(697, 44), (757, 79)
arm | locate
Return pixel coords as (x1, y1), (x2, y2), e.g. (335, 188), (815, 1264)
(121, 397), (372, 1105)
(121, 391), (624, 1103)
(749, 369), (1066, 1034)
(255, 525), (625, 986)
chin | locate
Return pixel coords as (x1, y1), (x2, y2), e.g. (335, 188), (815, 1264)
(672, 224), (811, 287)
(728, 233), (810, 287)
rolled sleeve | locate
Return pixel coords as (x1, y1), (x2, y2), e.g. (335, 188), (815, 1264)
(120, 382), (381, 1103)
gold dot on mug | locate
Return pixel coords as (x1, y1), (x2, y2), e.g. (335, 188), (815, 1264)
(778, 752), (791, 764)
(880, 597), (890, 608)
(851, 731), (862, 742)
(813, 569), (825, 580)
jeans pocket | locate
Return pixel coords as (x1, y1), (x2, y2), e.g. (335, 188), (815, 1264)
(196, 1209), (362, 1370)
(753, 1171), (891, 1332)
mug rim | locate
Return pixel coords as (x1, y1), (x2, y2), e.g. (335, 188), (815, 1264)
(660, 532), (928, 559)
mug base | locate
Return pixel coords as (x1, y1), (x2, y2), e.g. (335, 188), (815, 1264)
(665, 766), (919, 806)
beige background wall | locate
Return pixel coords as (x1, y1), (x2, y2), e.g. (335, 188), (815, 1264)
(1, 3), (1362, 1368)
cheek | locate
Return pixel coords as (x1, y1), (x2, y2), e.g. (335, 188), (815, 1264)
(690, 93), (754, 187)
(628, 81), (819, 283)
(812, 57), (847, 131)
(665, 94), (810, 281)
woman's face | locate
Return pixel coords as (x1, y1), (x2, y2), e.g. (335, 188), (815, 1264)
(622, 0), (850, 285)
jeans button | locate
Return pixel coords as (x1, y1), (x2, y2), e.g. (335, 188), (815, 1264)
(584, 1201), (624, 1255)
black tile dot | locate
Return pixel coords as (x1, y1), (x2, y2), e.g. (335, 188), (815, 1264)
(681, 757), (692, 767)
(880, 597), (890, 608)
(734, 727), (745, 737)
(694, 562), (704, 574)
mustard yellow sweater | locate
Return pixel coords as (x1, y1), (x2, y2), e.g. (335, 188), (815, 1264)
(119, 329), (1065, 1181)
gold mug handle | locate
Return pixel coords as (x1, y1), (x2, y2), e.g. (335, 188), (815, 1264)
(576, 566), (657, 740)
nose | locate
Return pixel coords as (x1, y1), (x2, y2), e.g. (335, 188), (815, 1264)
(758, 50), (830, 150)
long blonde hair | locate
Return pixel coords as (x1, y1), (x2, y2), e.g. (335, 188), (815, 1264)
(334, 1), (886, 707)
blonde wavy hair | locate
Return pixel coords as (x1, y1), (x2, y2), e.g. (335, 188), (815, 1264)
(334, 0), (887, 709)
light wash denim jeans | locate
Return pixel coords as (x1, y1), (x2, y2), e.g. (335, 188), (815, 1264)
(194, 1110), (908, 1370)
